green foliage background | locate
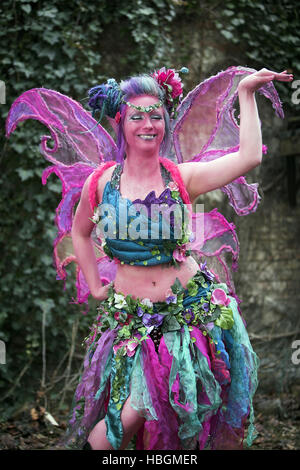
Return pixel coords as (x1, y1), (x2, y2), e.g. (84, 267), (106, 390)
(0, 0), (299, 420)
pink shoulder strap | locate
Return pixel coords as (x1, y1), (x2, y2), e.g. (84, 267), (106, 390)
(159, 157), (191, 205)
(88, 161), (116, 211)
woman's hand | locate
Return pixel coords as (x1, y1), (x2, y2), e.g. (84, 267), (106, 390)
(238, 68), (293, 94)
(91, 282), (114, 301)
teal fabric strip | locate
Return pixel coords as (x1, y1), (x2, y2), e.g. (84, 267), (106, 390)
(164, 326), (221, 442)
(104, 353), (135, 449)
(210, 297), (259, 446)
(193, 345), (222, 421)
(130, 349), (157, 420)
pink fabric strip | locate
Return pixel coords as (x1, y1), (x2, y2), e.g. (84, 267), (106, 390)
(138, 337), (180, 450)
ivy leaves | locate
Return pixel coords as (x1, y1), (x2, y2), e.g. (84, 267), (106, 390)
(213, 0), (299, 109)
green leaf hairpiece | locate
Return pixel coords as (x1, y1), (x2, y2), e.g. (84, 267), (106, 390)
(122, 99), (163, 113)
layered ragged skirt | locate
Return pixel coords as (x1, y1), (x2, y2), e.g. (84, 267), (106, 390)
(62, 270), (259, 450)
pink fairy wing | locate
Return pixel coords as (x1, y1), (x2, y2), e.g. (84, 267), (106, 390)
(41, 161), (118, 303)
(160, 157), (240, 296)
(6, 88), (118, 303)
(189, 209), (239, 296)
(173, 66), (284, 215)
(5, 88), (118, 166)
(41, 163), (95, 282)
(76, 256), (117, 305)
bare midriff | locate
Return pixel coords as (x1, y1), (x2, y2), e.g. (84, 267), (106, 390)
(114, 255), (199, 302)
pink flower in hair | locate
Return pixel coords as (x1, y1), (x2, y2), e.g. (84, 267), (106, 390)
(152, 67), (183, 101)
(115, 111), (121, 124)
(211, 288), (231, 307)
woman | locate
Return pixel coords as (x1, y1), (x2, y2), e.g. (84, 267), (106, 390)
(63, 68), (292, 451)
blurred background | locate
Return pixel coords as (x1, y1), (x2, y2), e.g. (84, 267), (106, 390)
(0, 0), (299, 450)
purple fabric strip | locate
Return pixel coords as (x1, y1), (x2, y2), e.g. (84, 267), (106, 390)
(72, 329), (117, 430)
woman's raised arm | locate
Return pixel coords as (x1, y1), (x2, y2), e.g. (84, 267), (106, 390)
(178, 69), (293, 202)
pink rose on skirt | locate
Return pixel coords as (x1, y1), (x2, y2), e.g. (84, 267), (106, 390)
(211, 288), (231, 307)
(113, 338), (139, 357)
(173, 245), (186, 262)
(100, 276), (110, 285)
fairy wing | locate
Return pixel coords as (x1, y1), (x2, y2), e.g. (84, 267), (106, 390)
(189, 210), (240, 301)
(173, 66), (284, 297)
(172, 65), (284, 215)
(5, 87), (118, 165)
(6, 88), (118, 303)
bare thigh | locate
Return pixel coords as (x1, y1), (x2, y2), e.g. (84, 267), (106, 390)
(87, 395), (145, 450)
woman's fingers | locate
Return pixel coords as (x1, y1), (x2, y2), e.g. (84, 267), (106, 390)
(257, 69), (293, 81)
(238, 68), (293, 93)
(277, 72), (293, 81)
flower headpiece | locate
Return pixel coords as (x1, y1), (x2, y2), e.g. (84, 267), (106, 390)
(87, 67), (189, 125)
(151, 66), (189, 118)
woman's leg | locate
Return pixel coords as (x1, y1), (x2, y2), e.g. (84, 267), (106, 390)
(87, 395), (145, 450)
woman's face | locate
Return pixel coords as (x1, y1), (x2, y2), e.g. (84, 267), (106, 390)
(123, 95), (165, 155)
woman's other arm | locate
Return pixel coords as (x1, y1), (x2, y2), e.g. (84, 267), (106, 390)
(71, 174), (111, 300)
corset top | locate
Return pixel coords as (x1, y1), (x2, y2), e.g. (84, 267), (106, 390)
(96, 163), (190, 266)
